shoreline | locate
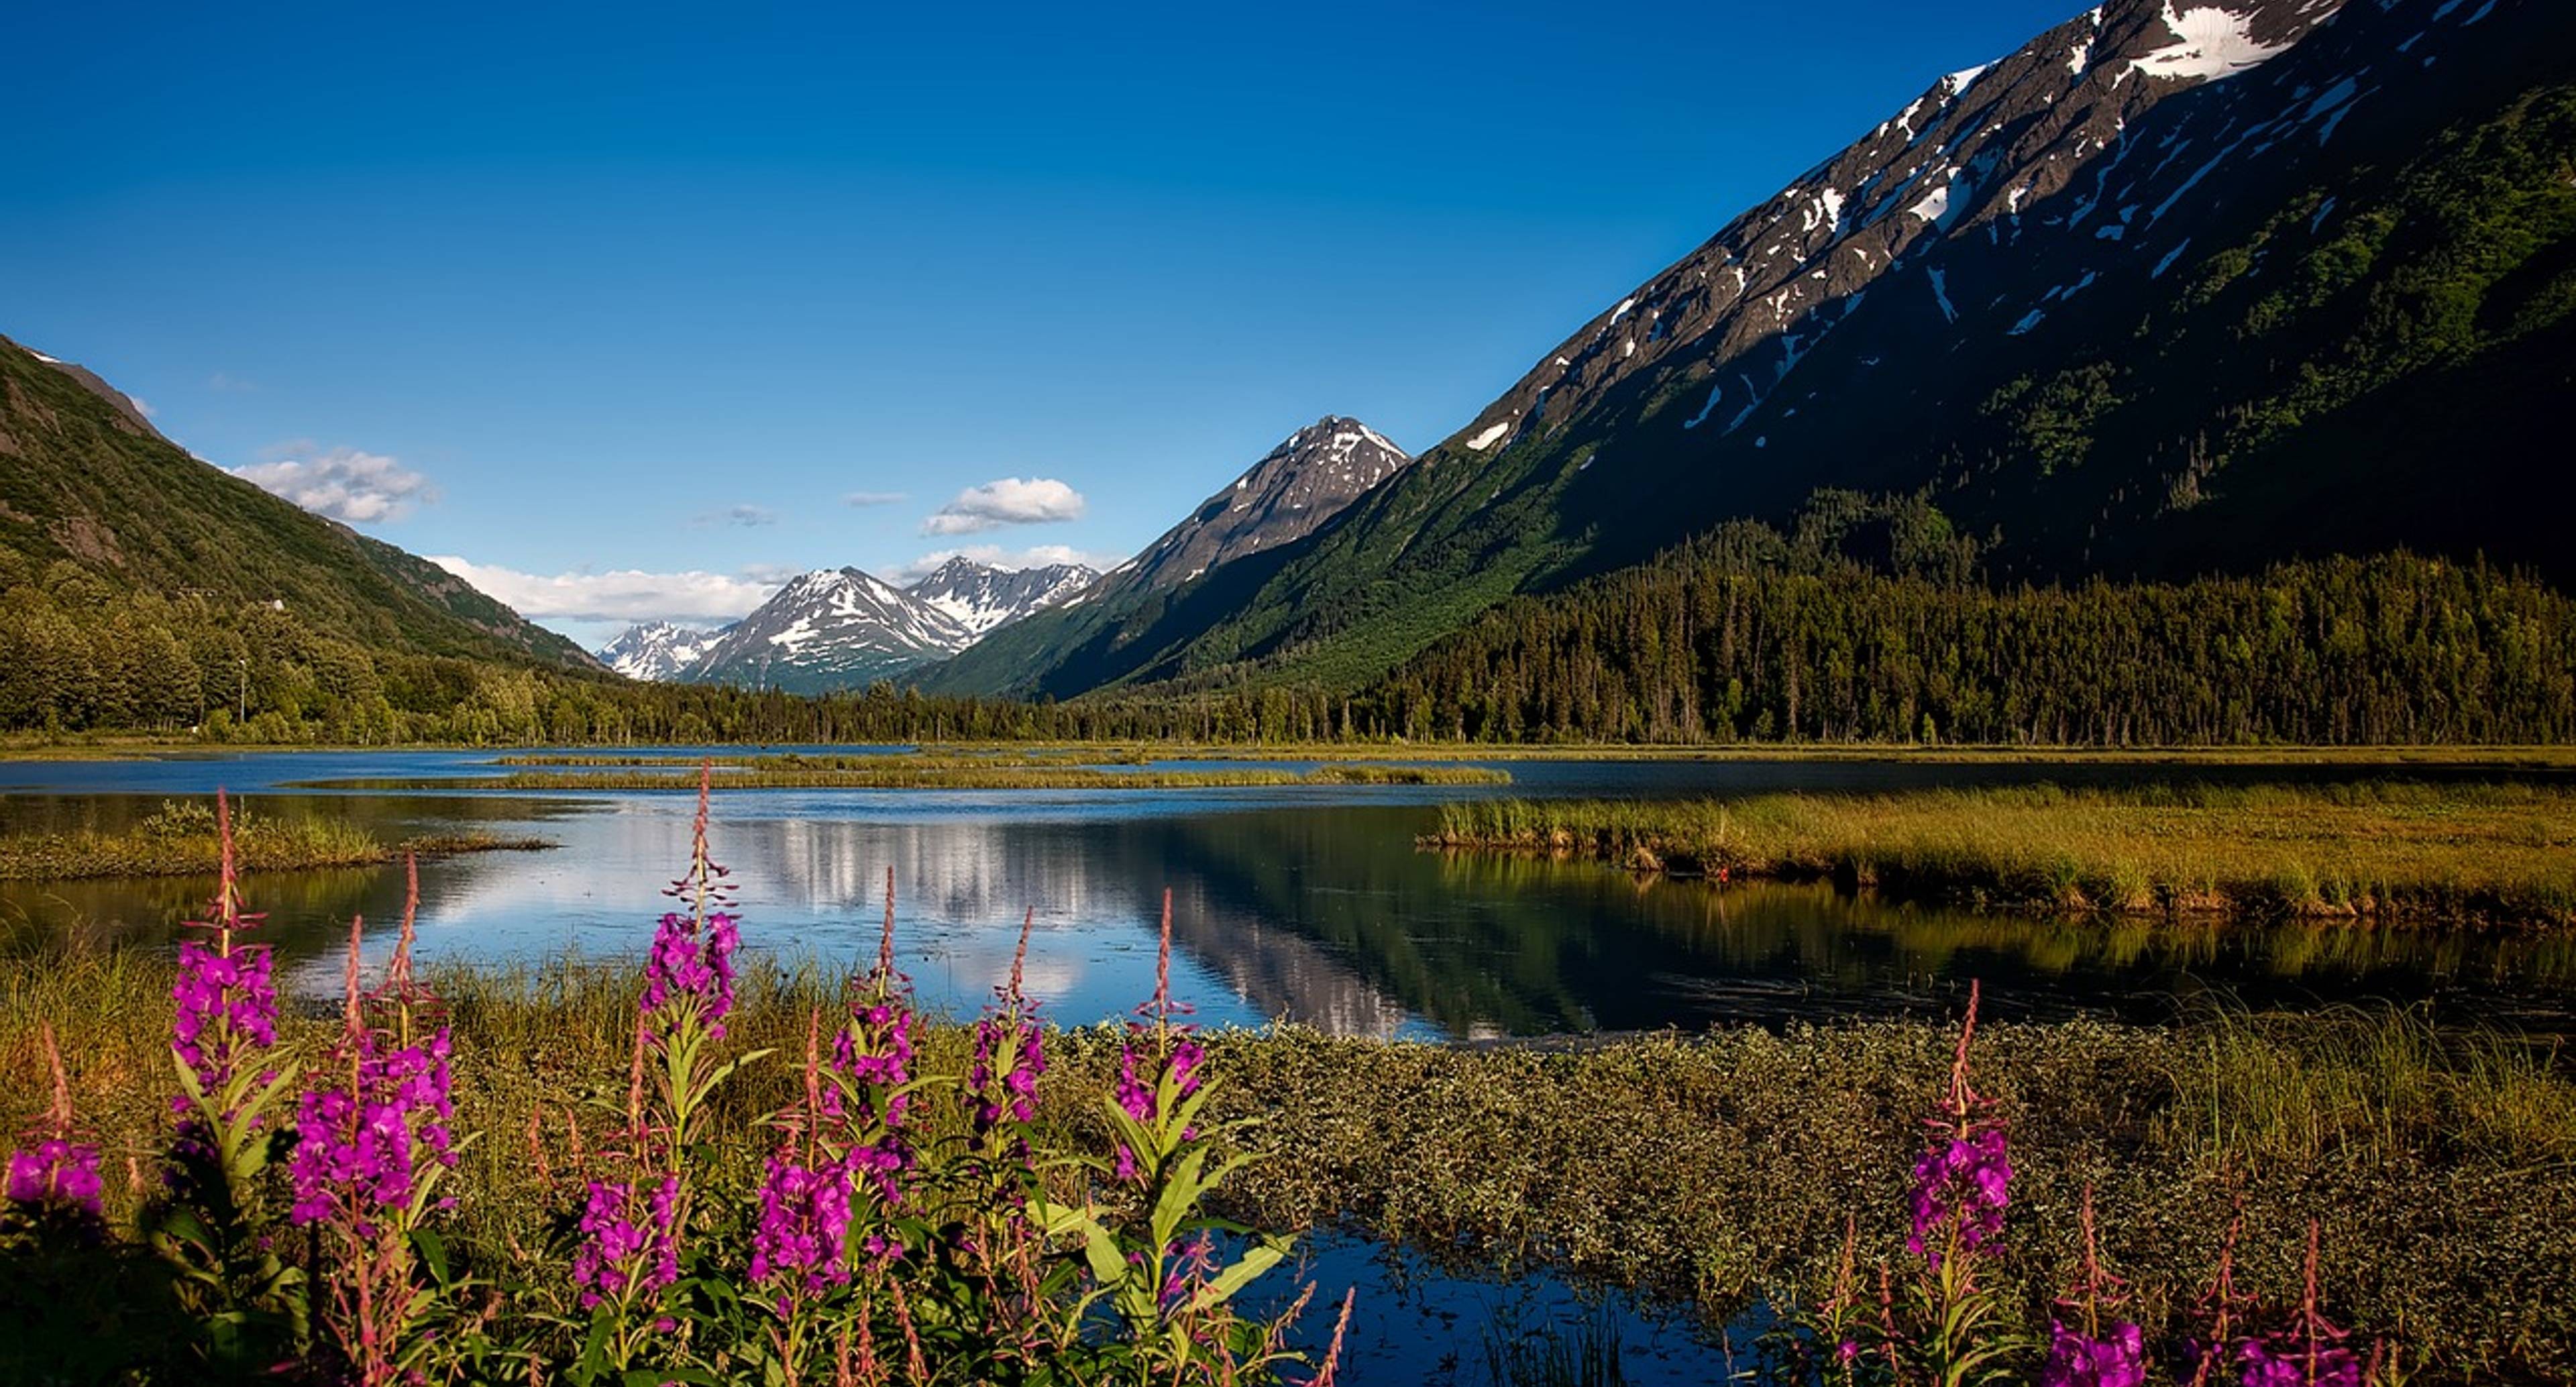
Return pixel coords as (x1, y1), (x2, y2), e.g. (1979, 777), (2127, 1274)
(10, 734), (2576, 768)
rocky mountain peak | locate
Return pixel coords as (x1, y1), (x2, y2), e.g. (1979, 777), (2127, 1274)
(1438, 0), (2369, 461)
(1102, 414), (1412, 595)
(904, 557), (1099, 636)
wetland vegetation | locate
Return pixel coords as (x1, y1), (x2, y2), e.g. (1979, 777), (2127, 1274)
(0, 797), (549, 881)
(1426, 781), (2576, 928)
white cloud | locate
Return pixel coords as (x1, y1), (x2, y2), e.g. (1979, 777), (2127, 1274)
(207, 372), (258, 393)
(843, 490), (908, 508)
(890, 543), (1122, 583)
(132, 396), (159, 419)
(230, 444), (435, 524)
(692, 504), (776, 528)
(428, 557), (781, 623)
(920, 477), (1085, 535)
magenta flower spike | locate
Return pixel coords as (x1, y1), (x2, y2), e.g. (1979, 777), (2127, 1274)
(1907, 981), (2010, 1269)
(5, 1023), (105, 1221)
(1113, 890), (1204, 1180)
(287, 914), (457, 1237)
(967, 909), (1050, 1176)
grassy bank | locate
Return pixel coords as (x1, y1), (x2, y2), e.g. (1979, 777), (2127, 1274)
(1426, 782), (2576, 927)
(291, 754), (1511, 791)
(0, 800), (551, 881)
(3, 952), (2570, 1380)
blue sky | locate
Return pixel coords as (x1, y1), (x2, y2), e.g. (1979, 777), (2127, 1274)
(4, 0), (2080, 646)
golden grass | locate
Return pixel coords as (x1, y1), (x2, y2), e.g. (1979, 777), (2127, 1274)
(0, 801), (550, 881)
(1427, 781), (2576, 926)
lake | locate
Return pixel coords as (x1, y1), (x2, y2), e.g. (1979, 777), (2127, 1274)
(5, 746), (2573, 1038)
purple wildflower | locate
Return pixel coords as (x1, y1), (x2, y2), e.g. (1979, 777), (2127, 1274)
(2042, 1321), (2149, 1387)
(1906, 1126), (2012, 1265)
(967, 908), (1049, 1178)
(749, 1152), (857, 1305)
(287, 1028), (457, 1235)
(5, 1139), (105, 1218)
(170, 940), (278, 1101)
(2237, 1338), (2363, 1387)
(572, 1174), (682, 1309)
(641, 909), (739, 1037)
(8, 1022), (104, 1223)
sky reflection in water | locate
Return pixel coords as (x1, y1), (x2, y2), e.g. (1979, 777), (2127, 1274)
(4, 749), (2573, 1038)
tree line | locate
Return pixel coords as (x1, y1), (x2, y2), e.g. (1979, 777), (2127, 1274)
(7, 533), (2575, 747)
(1344, 526), (2576, 744)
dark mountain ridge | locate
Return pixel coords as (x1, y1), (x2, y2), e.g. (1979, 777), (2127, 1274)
(941, 0), (2576, 700)
(918, 415), (1412, 696)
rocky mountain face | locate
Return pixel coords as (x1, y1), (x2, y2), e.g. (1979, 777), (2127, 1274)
(595, 620), (733, 681)
(913, 416), (1414, 696)
(1099, 417), (1411, 598)
(906, 557), (1098, 636)
(599, 558), (1096, 687)
(945, 0), (2576, 699)
(679, 568), (965, 691)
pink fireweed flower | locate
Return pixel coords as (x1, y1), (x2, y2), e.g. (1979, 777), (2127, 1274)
(572, 1174), (682, 1309)
(2042, 1321), (2149, 1387)
(641, 909), (740, 1036)
(967, 909), (1048, 1171)
(1906, 1126), (2011, 1265)
(749, 1152), (857, 1307)
(1114, 892), (1203, 1180)
(8, 1021), (105, 1222)
(286, 1029), (457, 1234)
(2236, 1221), (2361, 1387)
(170, 940), (279, 1101)
(6, 1139), (105, 1218)
(1908, 981), (2008, 1268)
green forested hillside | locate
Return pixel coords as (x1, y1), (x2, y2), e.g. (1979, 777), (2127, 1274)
(927, 4), (2576, 704)
(0, 336), (593, 671)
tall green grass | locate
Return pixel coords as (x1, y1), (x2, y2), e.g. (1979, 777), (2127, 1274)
(1427, 782), (2576, 926)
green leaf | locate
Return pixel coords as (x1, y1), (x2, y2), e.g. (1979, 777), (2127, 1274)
(1187, 1236), (1289, 1313)
(411, 1227), (451, 1287)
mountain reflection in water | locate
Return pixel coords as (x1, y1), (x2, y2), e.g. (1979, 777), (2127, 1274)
(3, 755), (2573, 1038)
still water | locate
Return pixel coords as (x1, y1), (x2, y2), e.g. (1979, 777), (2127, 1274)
(5, 747), (2573, 1038)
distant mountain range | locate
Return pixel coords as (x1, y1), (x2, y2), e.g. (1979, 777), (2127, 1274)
(913, 415), (1413, 695)
(597, 415), (1411, 692)
(594, 558), (1098, 691)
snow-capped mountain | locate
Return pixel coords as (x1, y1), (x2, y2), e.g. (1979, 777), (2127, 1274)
(593, 620), (732, 681)
(912, 414), (1416, 696)
(1099, 416), (1411, 598)
(905, 557), (1099, 636)
(682, 567), (969, 691)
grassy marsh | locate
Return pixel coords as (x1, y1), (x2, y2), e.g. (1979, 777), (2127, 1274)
(3, 952), (2570, 1379)
(1426, 782), (2576, 927)
(0, 800), (550, 881)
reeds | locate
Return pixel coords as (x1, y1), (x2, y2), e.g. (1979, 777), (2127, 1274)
(1426, 782), (2576, 926)
(0, 799), (547, 881)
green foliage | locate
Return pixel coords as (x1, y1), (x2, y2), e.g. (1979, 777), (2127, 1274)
(1358, 543), (2576, 745)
